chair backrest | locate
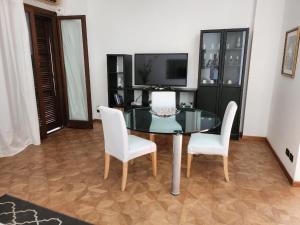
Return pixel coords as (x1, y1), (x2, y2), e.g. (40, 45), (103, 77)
(99, 106), (128, 161)
(151, 91), (176, 112)
(220, 101), (238, 148)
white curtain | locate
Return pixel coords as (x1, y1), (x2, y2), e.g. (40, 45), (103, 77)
(61, 19), (88, 121)
(0, 0), (40, 157)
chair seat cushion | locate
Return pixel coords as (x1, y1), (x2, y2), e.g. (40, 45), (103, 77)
(188, 133), (226, 156)
(128, 135), (156, 160)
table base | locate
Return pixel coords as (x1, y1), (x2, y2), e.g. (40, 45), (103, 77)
(171, 134), (183, 195)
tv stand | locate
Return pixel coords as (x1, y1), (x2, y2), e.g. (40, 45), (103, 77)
(131, 86), (197, 108)
(149, 86), (174, 91)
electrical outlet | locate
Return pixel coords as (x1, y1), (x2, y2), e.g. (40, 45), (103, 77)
(286, 148), (293, 163)
(96, 105), (100, 113)
(289, 152), (294, 162)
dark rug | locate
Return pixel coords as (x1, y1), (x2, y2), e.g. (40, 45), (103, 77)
(0, 194), (92, 225)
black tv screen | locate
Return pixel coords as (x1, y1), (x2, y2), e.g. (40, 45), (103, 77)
(135, 53), (188, 86)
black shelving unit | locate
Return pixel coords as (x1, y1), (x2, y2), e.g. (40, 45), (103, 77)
(196, 28), (249, 139)
(107, 54), (134, 110)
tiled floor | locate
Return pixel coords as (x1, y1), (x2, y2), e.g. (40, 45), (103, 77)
(1, 122), (300, 225)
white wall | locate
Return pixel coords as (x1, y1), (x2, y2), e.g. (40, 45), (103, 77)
(267, 0), (300, 181)
(23, 0), (257, 119)
(243, 0), (285, 137)
(24, 0), (57, 11)
(86, 0), (256, 118)
(22, 0), (300, 180)
(23, 0), (87, 14)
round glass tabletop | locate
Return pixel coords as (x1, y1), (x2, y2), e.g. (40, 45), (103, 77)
(124, 107), (221, 134)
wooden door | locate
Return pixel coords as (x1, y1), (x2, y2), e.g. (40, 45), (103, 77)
(25, 5), (65, 138)
(35, 16), (62, 132)
(58, 16), (93, 128)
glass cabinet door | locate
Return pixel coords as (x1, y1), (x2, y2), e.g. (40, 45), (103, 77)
(223, 31), (247, 86)
(200, 32), (222, 85)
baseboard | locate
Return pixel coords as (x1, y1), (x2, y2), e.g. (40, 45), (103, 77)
(93, 119), (101, 123)
(293, 182), (300, 187)
(241, 135), (267, 141)
(265, 138), (299, 187)
(242, 135), (299, 187)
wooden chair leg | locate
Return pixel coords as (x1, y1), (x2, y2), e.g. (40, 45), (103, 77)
(223, 156), (229, 182)
(121, 162), (128, 191)
(149, 134), (155, 142)
(148, 134), (156, 160)
(104, 153), (110, 179)
(151, 151), (157, 177)
(187, 153), (193, 178)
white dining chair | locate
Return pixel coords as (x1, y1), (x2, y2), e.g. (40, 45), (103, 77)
(99, 106), (157, 191)
(186, 101), (238, 181)
(150, 91), (176, 141)
(151, 91), (176, 112)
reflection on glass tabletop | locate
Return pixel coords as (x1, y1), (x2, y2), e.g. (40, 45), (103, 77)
(124, 107), (221, 134)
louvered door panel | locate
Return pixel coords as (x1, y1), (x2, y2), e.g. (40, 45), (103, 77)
(35, 16), (61, 131)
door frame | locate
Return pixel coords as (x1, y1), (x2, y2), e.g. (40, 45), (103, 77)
(24, 4), (66, 138)
(57, 15), (93, 128)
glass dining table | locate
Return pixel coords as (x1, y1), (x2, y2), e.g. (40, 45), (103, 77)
(124, 107), (221, 195)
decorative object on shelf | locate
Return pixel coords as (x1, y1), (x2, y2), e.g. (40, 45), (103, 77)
(201, 51), (207, 68)
(282, 27), (300, 78)
(180, 102), (193, 108)
(114, 93), (123, 105)
(202, 79), (207, 84)
(227, 80), (232, 84)
(131, 94), (142, 106)
(206, 53), (219, 81)
(150, 107), (180, 118)
(201, 68), (210, 81)
(117, 76), (123, 88)
(237, 37), (241, 48)
(235, 56), (240, 65)
(226, 43), (230, 49)
(180, 102), (186, 108)
(229, 55), (233, 65)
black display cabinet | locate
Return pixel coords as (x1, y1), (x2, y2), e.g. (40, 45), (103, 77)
(107, 54), (134, 110)
(196, 28), (249, 139)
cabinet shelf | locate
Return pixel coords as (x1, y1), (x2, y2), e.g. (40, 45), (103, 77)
(224, 65), (241, 67)
(202, 49), (220, 52)
(225, 48), (243, 51)
(199, 84), (219, 87)
(111, 104), (124, 108)
(110, 87), (124, 91)
(222, 84), (241, 88)
(201, 66), (220, 69)
(108, 71), (124, 74)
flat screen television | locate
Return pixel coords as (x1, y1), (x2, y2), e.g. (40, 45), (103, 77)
(134, 53), (188, 86)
